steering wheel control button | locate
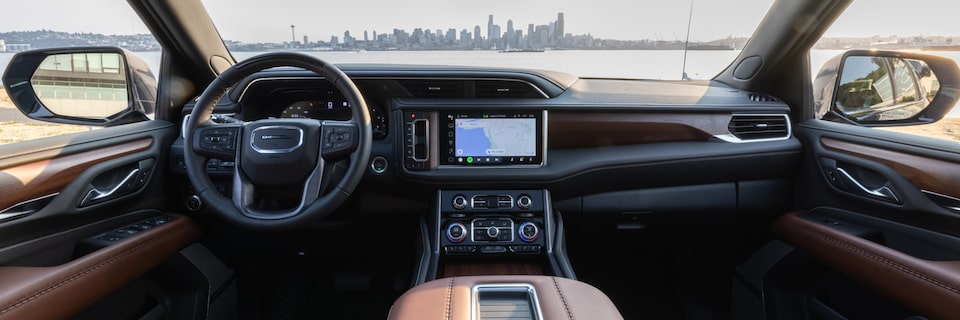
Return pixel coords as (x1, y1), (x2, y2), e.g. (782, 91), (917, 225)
(321, 125), (359, 159)
(370, 156), (388, 174)
(517, 195), (533, 209)
(518, 222), (539, 243)
(446, 222), (468, 243)
(198, 127), (240, 156)
(452, 195), (468, 210)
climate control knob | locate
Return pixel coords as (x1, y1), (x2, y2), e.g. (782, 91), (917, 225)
(446, 222), (467, 243)
(518, 222), (539, 243)
(486, 226), (500, 238)
(452, 195), (468, 210)
(517, 195), (533, 209)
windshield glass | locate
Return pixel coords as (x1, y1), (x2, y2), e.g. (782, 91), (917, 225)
(201, 0), (774, 80)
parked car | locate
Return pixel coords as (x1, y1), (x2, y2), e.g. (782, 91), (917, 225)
(1, 0), (959, 319)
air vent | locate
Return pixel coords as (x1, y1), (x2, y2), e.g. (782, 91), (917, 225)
(397, 79), (464, 98)
(475, 80), (547, 98)
(747, 93), (780, 102)
(726, 114), (790, 141)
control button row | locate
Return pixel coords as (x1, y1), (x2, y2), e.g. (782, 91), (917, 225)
(444, 245), (477, 254)
(508, 245), (542, 254)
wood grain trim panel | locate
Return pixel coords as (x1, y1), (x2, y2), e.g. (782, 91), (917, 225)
(821, 137), (960, 199)
(0, 138), (153, 211)
(549, 112), (728, 149)
(774, 211), (960, 320)
(0, 213), (201, 320)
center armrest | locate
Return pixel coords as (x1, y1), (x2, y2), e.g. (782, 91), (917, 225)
(388, 275), (623, 320)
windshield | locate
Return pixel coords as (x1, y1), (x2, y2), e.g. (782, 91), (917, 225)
(200, 0), (774, 80)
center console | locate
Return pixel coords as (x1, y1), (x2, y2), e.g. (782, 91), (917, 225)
(438, 190), (549, 256)
(401, 109), (574, 283)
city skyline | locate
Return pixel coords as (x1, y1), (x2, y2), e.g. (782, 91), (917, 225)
(2, 0), (960, 46)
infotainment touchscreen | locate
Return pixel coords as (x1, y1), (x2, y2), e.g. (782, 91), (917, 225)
(440, 111), (545, 166)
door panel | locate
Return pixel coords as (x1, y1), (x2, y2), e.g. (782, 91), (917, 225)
(0, 120), (203, 319)
(736, 119), (960, 320)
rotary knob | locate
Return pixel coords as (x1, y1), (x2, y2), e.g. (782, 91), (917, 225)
(452, 195), (468, 210)
(518, 222), (539, 243)
(486, 226), (500, 238)
(517, 195), (533, 210)
(446, 222), (467, 243)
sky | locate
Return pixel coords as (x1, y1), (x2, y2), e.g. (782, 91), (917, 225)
(0, 0), (958, 44)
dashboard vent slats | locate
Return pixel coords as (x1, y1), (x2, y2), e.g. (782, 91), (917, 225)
(747, 93), (780, 102)
(397, 79), (547, 99)
(727, 115), (789, 140)
(475, 80), (546, 98)
(397, 79), (464, 98)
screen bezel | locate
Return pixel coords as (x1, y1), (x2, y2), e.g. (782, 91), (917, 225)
(440, 110), (546, 167)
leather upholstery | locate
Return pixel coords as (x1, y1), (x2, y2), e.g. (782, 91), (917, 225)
(774, 211), (960, 320)
(0, 213), (201, 320)
(387, 275), (623, 320)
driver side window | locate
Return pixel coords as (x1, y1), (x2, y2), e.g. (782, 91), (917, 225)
(0, 2), (157, 145)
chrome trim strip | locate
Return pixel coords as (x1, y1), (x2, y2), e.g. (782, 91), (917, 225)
(249, 125), (304, 154)
(923, 190), (960, 212)
(0, 193), (58, 223)
(714, 113), (792, 143)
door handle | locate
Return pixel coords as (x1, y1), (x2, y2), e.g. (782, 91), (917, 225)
(835, 167), (900, 203)
(81, 168), (139, 206)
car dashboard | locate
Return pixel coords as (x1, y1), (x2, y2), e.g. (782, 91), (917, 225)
(170, 63), (802, 283)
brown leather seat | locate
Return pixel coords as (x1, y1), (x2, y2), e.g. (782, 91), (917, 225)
(387, 275), (623, 320)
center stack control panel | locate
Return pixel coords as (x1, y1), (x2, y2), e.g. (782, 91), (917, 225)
(439, 190), (546, 256)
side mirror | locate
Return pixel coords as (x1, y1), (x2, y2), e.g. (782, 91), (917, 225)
(1, 47), (156, 127)
(814, 50), (960, 126)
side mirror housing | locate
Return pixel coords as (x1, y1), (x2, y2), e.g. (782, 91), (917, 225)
(1, 47), (156, 127)
(814, 50), (960, 126)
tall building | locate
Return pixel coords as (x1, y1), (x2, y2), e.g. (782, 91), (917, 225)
(487, 15), (494, 41)
(474, 25), (482, 46)
(556, 12), (565, 41)
(364, 31), (369, 42)
(506, 20), (515, 48)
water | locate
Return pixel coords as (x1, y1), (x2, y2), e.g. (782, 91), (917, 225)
(3, 49), (959, 117)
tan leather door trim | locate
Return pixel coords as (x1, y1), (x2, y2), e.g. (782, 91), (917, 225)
(0, 213), (200, 320)
(774, 211), (960, 319)
(0, 138), (153, 211)
(821, 137), (960, 199)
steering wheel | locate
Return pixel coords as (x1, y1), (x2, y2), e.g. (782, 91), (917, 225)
(183, 52), (371, 229)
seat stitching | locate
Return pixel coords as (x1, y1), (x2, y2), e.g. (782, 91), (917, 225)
(445, 277), (455, 320)
(798, 227), (960, 295)
(0, 225), (192, 316)
(552, 277), (574, 320)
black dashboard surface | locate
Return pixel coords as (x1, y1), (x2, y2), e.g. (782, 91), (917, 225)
(178, 65), (801, 197)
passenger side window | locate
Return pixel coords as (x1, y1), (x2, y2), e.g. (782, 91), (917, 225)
(812, 2), (959, 142)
